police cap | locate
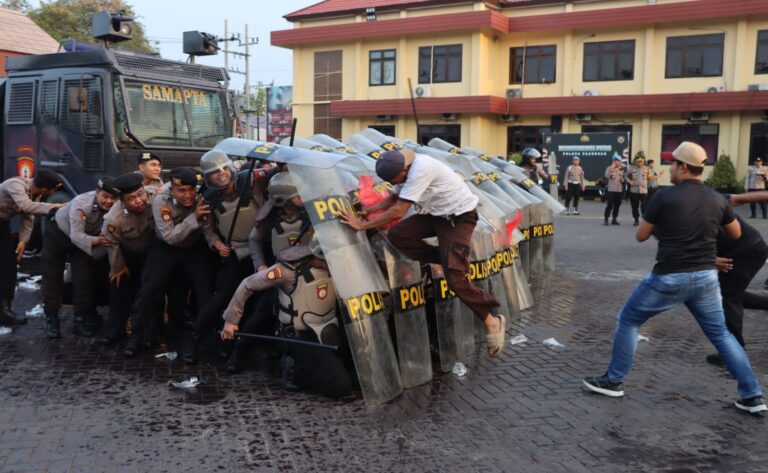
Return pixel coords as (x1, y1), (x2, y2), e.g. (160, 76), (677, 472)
(97, 176), (120, 196)
(169, 167), (202, 187)
(112, 172), (144, 195)
(139, 152), (161, 164)
(33, 169), (63, 189)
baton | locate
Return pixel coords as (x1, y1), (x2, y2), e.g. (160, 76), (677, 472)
(225, 156), (258, 246)
(233, 331), (337, 350)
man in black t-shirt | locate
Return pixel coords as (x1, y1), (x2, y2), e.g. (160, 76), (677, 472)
(709, 215), (768, 366)
(583, 141), (766, 414)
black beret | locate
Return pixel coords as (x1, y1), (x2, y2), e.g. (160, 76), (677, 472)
(139, 152), (161, 164)
(96, 176), (120, 196)
(169, 167), (202, 187)
(33, 169), (63, 189)
(112, 172), (144, 195)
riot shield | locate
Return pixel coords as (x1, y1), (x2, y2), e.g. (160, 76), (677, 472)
(345, 134), (387, 160)
(429, 263), (474, 372)
(482, 230), (512, 324)
(371, 234), (433, 388)
(542, 206), (555, 274)
(309, 134), (379, 168)
(287, 157), (403, 406)
(468, 226), (492, 342)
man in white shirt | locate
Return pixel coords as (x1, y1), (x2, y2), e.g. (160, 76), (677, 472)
(340, 149), (506, 356)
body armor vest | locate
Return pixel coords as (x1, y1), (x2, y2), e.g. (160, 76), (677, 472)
(278, 265), (338, 344)
(270, 212), (312, 257)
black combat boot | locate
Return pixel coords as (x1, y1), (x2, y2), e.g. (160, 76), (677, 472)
(44, 311), (62, 339)
(72, 314), (94, 337)
(281, 354), (300, 392)
(225, 341), (249, 374)
(123, 336), (141, 358)
(84, 312), (102, 332)
(181, 334), (199, 365)
(0, 299), (26, 325)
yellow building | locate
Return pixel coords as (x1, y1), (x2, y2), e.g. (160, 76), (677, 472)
(272, 0), (768, 182)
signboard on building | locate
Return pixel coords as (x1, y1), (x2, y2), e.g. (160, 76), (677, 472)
(266, 86), (293, 143)
(543, 132), (631, 182)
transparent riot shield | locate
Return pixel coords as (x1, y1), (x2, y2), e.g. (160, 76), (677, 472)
(345, 134), (387, 160)
(482, 230), (511, 323)
(371, 235), (433, 388)
(468, 227), (492, 342)
(429, 263), (474, 372)
(288, 158), (403, 406)
(542, 206), (555, 274)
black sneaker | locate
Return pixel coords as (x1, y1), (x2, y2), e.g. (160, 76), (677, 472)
(603, 220), (609, 226)
(706, 353), (724, 366)
(735, 395), (768, 414)
(611, 220), (620, 226)
(583, 375), (624, 397)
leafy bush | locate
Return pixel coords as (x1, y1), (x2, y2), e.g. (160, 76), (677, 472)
(507, 152), (522, 165)
(705, 151), (744, 193)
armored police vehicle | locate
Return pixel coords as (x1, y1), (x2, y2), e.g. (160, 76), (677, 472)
(0, 16), (232, 199)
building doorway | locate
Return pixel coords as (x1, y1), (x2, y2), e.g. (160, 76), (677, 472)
(749, 123), (768, 164)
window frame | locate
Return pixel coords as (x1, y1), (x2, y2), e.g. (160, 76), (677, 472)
(418, 44), (463, 84)
(665, 33), (725, 79)
(418, 124), (461, 147)
(756, 30), (768, 75)
(369, 48), (397, 86)
(582, 39), (636, 82)
(509, 44), (557, 84)
(660, 123), (719, 166)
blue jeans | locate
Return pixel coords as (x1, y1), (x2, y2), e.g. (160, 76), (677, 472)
(606, 269), (762, 399)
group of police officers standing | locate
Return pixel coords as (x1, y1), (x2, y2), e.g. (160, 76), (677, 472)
(0, 151), (354, 398)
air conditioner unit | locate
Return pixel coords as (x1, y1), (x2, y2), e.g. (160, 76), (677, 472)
(705, 85), (725, 93)
(442, 113), (459, 121)
(413, 85), (431, 98)
(575, 113), (592, 122)
(748, 83), (768, 92)
(582, 89), (599, 97)
(689, 111), (710, 123)
(376, 114), (393, 121)
(499, 114), (517, 122)
(506, 88), (523, 99)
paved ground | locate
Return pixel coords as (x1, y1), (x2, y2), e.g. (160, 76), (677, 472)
(2, 199), (768, 473)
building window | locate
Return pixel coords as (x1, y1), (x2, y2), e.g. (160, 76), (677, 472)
(507, 126), (551, 157)
(583, 40), (635, 82)
(314, 50), (343, 138)
(369, 49), (396, 86)
(756, 30), (768, 74)
(418, 45), (462, 84)
(665, 33), (724, 78)
(749, 123), (768, 163)
(369, 124), (395, 136)
(510, 45), (556, 84)
(418, 124), (460, 147)
(660, 124), (719, 165)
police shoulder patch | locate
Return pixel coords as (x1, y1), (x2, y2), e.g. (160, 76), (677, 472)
(160, 208), (172, 222)
(266, 266), (283, 281)
(107, 224), (117, 234)
(79, 210), (87, 221)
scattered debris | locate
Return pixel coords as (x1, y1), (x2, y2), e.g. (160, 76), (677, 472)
(0, 327), (11, 336)
(168, 376), (201, 389)
(25, 304), (44, 318)
(451, 362), (467, 377)
(509, 334), (529, 346)
(542, 337), (565, 348)
(155, 352), (178, 361)
(637, 334), (650, 342)
(18, 275), (42, 291)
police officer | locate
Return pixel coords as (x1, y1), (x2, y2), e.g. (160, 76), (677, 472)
(520, 148), (548, 184)
(183, 150), (278, 364)
(126, 167), (214, 357)
(225, 171), (314, 373)
(0, 170), (64, 325)
(603, 155), (625, 226)
(563, 156), (585, 215)
(745, 157), (767, 219)
(220, 240), (352, 399)
(41, 177), (119, 338)
(626, 155), (649, 226)
(97, 173), (158, 347)
(137, 152), (163, 189)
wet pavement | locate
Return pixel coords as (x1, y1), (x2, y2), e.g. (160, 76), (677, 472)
(2, 200), (768, 473)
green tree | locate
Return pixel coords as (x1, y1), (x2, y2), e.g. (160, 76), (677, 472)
(29, 0), (155, 53)
(704, 151), (743, 193)
(1, 0), (31, 12)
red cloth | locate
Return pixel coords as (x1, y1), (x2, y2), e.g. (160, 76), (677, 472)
(358, 175), (398, 229)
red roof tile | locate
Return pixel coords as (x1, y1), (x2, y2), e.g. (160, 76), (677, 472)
(0, 7), (59, 55)
(286, 0), (474, 21)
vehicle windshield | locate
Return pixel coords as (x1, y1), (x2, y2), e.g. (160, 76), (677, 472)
(120, 79), (231, 148)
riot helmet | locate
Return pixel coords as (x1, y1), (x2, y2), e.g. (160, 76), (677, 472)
(200, 149), (235, 190)
(521, 148), (542, 162)
(309, 234), (325, 260)
(268, 171), (300, 207)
